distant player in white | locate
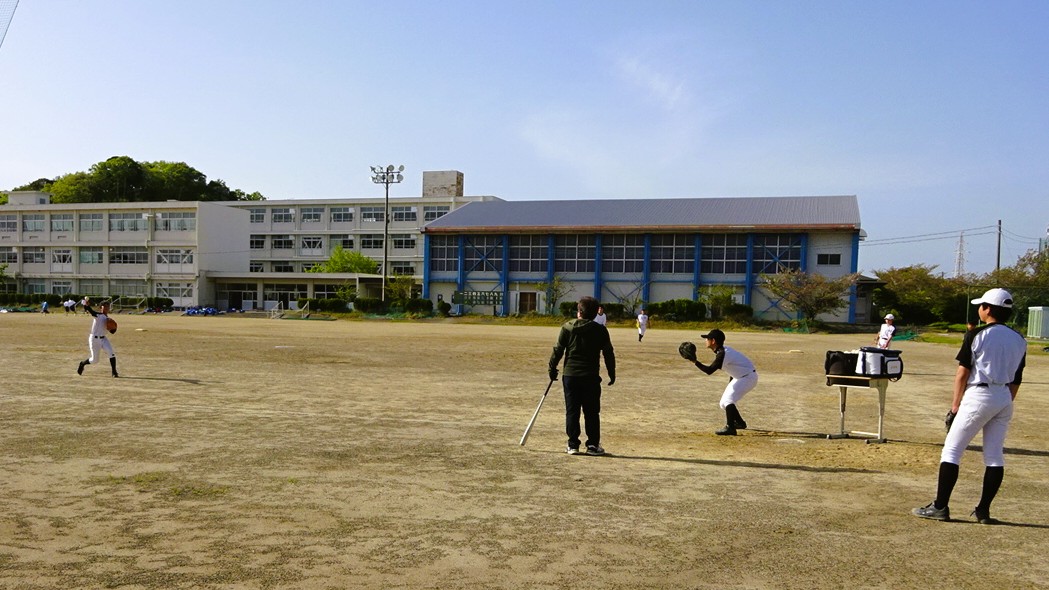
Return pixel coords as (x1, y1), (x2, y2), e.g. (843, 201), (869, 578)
(875, 313), (896, 348)
(688, 328), (758, 436)
(636, 309), (649, 342)
(77, 298), (119, 377)
(912, 288), (1026, 524)
(594, 305), (607, 326)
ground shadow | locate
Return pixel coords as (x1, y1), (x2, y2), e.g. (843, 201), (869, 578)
(116, 376), (208, 385)
(545, 449), (881, 474)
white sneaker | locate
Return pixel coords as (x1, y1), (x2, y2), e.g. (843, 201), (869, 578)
(586, 445), (605, 456)
(566, 447), (580, 455)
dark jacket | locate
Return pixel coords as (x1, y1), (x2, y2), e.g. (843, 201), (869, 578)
(549, 319), (616, 380)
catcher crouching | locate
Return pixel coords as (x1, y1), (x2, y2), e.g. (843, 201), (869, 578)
(680, 329), (758, 435)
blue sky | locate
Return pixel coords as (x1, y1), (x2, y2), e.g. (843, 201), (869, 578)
(2, 1), (1047, 275)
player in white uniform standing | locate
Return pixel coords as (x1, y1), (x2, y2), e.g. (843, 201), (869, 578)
(594, 305), (608, 326)
(636, 309), (649, 342)
(912, 288), (1026, 524)
(77, 298), (119, 377)
(687, 328), (758, 435)
(875, 313), (896, 348)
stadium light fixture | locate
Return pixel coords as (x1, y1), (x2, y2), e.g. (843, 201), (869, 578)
(370, 164), (404, 303)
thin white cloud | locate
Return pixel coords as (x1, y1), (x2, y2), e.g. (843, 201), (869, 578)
(614, 55), (690, 111)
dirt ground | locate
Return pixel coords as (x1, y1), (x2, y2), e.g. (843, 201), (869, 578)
(2, 312), (1048, 589)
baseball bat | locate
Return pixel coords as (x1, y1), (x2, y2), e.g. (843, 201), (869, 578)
(519, 379), (555, 446)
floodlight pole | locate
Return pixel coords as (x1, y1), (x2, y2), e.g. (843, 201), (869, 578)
(370, 164), (404, 303)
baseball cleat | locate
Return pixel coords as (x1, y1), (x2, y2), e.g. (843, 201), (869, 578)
(715, 425), (737, 436)
(912, 502), (950, 521)
(566, 447), (580, 455)
(586, 445), (605, 456)
(732, 418), (748, 430)
(971, 507), (998, 525)
(77, 361), (86, 376)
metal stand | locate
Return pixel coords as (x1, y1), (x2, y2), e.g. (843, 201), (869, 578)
(825, 376), (889, 444)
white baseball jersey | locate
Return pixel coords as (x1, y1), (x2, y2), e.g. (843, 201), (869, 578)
(877, 323), (895, 348)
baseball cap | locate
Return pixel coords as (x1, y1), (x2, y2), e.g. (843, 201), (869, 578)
(884, 313), (894, 320)
(971, 288), (1013, 308)
(700, 328), (725, 343)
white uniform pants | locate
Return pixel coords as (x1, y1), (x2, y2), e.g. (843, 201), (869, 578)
(940, 385), (1013, 466)
(87, 335), (115, 364)
(719, 371), (758, 409)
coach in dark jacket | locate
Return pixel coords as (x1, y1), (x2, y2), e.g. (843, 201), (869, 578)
(548, 296), (616, 456)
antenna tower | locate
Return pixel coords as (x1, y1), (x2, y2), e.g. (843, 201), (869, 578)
(954, 231), (966, 277)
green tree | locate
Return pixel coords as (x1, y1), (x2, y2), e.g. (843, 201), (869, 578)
(760, 267), (859, 324)
(48, 172), (98, 203)
(386, 275), (418, 307)
(872, 264), (973, 324)
(12, 178), (52, 191)
(307, 246), (379, 274)
(91, 156), (147, 201)
(143, 161), (207, 201)
(536, 274), (573, 315)
(698, 284), (737, 320)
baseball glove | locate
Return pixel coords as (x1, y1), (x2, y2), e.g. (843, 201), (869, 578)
(106, 318), (118, 334)
(678, 341), (697, 362)
(944, 410), (956, 433)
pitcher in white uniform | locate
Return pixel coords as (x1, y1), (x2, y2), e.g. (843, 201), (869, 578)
(687, 328), (758, 435)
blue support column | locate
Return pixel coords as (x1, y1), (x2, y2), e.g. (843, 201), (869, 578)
(546, 234), (556, 314)
(422, 234), (431, 299)
(744, 234), (755, 306)
(692, 233), (703, 300)
(456, 235), (467, 315)
(849, 231), (860, 323)
(593, 234), (603, 300)
(642, 234), (652, 304)
(799, 234), (809, 272)
(500, 234), (510, 316)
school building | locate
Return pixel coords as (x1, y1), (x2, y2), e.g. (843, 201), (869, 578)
(1, 171), (871, 322)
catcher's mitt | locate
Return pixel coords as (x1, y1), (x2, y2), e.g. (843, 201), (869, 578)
(678, 341), (697, 362)
(944, 410), (956, 433)
(106, 318), (118, 334)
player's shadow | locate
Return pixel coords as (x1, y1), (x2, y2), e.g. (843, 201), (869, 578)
(602, 452), (881, 474)
(899, 439), (1049, 458)
(115, 376), (206, 385)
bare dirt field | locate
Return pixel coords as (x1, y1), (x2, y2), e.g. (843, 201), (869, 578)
(2, 312), (1048, 589)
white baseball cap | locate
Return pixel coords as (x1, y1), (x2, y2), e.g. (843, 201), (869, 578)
(884, 313), (894, 320)
(971, 288), (1013, 308)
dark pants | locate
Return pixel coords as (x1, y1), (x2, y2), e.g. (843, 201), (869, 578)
(563, 375), (602, 450)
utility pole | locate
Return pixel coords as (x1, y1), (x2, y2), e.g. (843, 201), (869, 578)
(370, 165), (404, 303)
(996, 219), (1002, 272)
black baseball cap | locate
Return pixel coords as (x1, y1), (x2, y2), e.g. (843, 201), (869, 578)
(700, 328), (725, 343)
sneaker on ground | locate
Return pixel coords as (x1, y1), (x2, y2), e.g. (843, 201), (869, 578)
(566, 447), (580, 455)
(715, 425), (737, 436)
(77, 361), (85, 376)
(971, 507), (998, 525)
(733, 419), (748, 429)
(912, 502), (950, 521)
(586, 445), (605, 456)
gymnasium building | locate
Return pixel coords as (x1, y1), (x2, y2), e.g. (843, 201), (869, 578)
(1, 171), (871, 322)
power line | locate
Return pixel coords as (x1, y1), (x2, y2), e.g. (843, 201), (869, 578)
(860, 224), (997, 246)
(862, 228), (997, 247)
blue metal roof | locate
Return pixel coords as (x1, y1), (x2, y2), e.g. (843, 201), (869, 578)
(424, 196), (860, 233)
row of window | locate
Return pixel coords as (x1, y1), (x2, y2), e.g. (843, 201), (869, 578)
(23, 278), (194, 298)
(249, 205), (449, 224)
(431, 233), (839, 274)
(250, 234), (417, 250)
(247, 261), (415, 274)
(217, 283), (345, 301)
(0, 212), (196, 233)
(0, 246), (193, 265)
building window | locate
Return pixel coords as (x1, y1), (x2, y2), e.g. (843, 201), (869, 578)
(423, 206), (450, 221)
(509, 235), (548, 273)
(22, 214), (45, 232)
(51, 249), (73, 264)
(330, 234), (354, 250)
(392, 206), (417, 222)
(51, 214), (74, 232)
(651, 234), (694, 274)
(110, 246), (149, 264)
(250, 235), (266, 249)
(51, 280), (73, 295)
(79, 279), (104, 295)
(301, 262), (319, 272)
(79, 213), (103, 232)
(601, 234), (645, 273)
(79, 247), (104, 264)
(109, 213), (148, 232)
(155, 212), (196, 231)
(330, 207), (354, 223)
(360, 206), (385, 222)
(554, 235), (595, 273)
(0, 214), (16, 232)
(23, 247), (46, 263)
(300, 207), (324, 223)
(109, 279), (145, 297)
(272, 208), (294, 223)
(753, 234), (802, 273)
(361, 234), (384, 249)
(263, 283), (307, 301)
(817, 252), (842, 266)
(25, 279), (47, 294)
(0, 247), (17, 263)
(156, 249), (194, 264)
(313, 284), (342, 298)
(156, 282), (194, 298)
(464, 235), (504, 272)
(701, 234), (747, 274)
(429, 235), (459, 272)
(391, 262), (415, 275)
(300, 236), (324, 255)
(249, 208), (266, 223)
(272, 235), (293, 249)
(272, 261), (294, 273)
(392, 234), (416, 249)
(249, 262), (264, 273)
